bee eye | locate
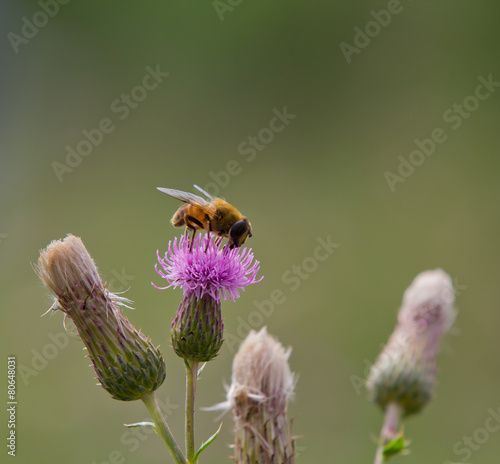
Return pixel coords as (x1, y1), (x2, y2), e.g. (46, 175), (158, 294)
(229, 219), (251, 248)
(230, 220), (249, 238)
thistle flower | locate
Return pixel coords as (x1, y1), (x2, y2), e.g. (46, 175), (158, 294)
(154, 234), (262, 362)
(154, 234), (262, 301)
(226, 327), (295, 464)
(366, 269), (456, 417)
(37, 234), (166, 401)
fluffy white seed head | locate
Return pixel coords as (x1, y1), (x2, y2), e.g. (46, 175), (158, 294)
(227, 327), (294, 407)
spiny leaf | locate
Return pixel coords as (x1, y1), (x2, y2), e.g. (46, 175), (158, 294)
(382, 431), (409, 460)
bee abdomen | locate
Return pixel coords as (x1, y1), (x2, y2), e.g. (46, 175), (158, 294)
(171, 207), (186, 227)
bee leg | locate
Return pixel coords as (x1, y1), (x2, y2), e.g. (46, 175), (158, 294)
(203, 219), (214, 253)
(184, 215), (204, 252)
(182, 227), (194, 251)
(189, 229), (197, 252)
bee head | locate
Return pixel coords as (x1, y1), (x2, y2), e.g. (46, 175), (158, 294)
(228, 219), (252, 248)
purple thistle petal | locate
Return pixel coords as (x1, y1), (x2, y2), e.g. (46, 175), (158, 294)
(153, 234), (263, 301)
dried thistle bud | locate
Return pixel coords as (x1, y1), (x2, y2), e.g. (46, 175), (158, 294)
(366, 269), (456, 416)
(154, 234), (262, 362)
(227, 327), (295, 464)
(37, 234), (166, 401)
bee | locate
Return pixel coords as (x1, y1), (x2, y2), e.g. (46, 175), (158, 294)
(157, 185), (252, 249)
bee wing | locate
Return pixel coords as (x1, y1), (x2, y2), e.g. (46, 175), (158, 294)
(193, 184), (214, 200)
(157, 187), (214, 211)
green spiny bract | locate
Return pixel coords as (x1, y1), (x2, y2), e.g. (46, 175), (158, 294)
(170, 293), (223, 363)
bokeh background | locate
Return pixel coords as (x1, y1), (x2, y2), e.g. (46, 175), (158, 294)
(2, 2), (500, 463)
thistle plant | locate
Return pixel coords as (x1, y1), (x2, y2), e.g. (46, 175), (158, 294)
(36, 231), (263, 464)
(154, 233), (262, 462)
(35, 214), (460, 463)
(366, 269), (456, 463)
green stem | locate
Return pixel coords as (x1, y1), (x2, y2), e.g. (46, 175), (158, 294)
(142, 392), (187, 464)
(374, 402), (402, 464)
(185, 360), (199, 463)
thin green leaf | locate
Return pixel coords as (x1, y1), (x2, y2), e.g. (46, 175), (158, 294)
(197, 362), (207, 378)
(123, 421), (156, 431)
(195, 422), (223, 460)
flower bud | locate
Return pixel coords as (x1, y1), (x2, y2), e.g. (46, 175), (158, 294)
(227, 327), (295, 464)
(170, 293), (223, 362)
(366, 269), (456, 416)
(37, 234), (166, 401)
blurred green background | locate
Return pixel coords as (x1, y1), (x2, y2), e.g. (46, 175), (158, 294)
(2, 1), (500, 463)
